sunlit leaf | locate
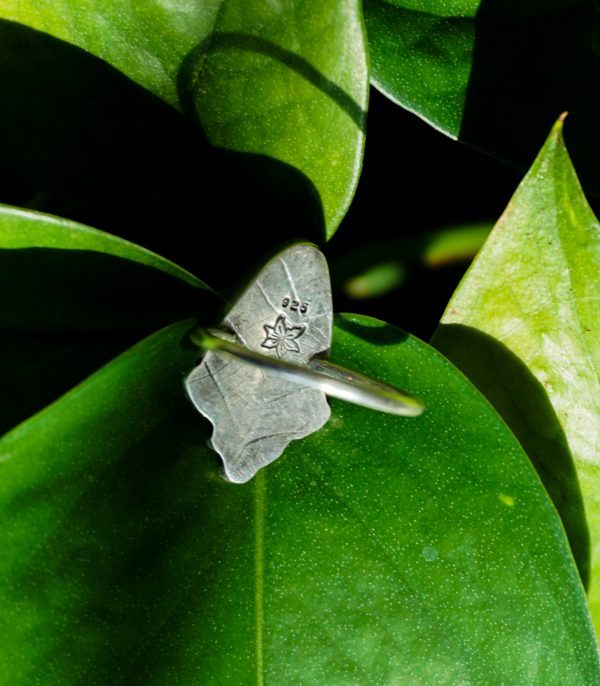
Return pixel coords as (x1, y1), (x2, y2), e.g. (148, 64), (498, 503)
(0, 315), (597, 683)
(432, 117), (600, 630)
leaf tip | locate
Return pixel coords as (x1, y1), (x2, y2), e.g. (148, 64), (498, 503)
(537, 113), (572, 169)
(551, 112), (568, 141)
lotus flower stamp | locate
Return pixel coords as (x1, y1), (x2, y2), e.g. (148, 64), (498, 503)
(261, 314), (306, 357)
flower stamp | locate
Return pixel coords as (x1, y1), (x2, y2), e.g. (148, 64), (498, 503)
(261, 314), (306, 358)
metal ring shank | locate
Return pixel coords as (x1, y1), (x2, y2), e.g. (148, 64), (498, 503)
(191, 328), (424, 417)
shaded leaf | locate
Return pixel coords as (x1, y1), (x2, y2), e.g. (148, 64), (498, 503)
(0, 315), (597, 683)
(0, 20), (325, 285)
(432, 119), (600, 627)
(0, 204), (219, 330)
(365, 0), (600, 193)
(0, 1), (368, 237)
(0, 330), (137, 436)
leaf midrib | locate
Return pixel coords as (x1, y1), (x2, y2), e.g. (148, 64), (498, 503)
(255, 470), (266, 686)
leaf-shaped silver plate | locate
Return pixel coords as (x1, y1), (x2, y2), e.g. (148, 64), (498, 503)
(185, 243), (332, 483)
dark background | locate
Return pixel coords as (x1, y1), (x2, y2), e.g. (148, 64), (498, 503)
(328, 88), (522, 339)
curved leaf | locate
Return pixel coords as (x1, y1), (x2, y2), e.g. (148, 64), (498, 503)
(365, 0), (476, 135)
(0, 315), (597, 683)
(365, 0), (600, 193)
(0, 204), (219, 330)
(432, 119), (600, 628)
(1, 1), (368, 237)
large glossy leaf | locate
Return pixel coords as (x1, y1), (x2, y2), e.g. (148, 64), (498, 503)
(365, 0), (600, 193)
(0, 314), (597, 684)
(0, 1), (368, 237)
(0, 204), (219, 330)
(432, 119), (600, 629)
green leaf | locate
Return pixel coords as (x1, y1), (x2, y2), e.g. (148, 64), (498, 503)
(1, 1), (368, 237)
(432, 118), (600, 630)
(365, 0), (600, 193)
(1, 314), (597, 683)
(0, 204), (219, 330)
(364, 0), (477, 135)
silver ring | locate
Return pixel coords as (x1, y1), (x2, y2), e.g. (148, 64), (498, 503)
(190, 327), (424, 417)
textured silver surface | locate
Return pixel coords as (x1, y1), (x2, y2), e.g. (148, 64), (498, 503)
(185, 244), (332, 483)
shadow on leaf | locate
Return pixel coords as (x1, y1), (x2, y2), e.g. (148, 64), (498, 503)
(433, 323), (590, 587)
(177, 31), (366, 131)
(0, 323), (245, 682)
(335, 314), (408, 346)
(0, 19), (325, 289)
(0, 248), (222, 331)
(0, 330), (136, 436)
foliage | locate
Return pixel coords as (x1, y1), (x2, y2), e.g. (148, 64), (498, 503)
(432, 117), (600, 631)
(0, 2), (598, 684)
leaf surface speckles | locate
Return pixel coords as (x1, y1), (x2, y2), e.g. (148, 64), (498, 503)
(0, 315), (598, 683)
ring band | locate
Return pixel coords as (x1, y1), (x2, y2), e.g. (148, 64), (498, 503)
(190, 328), (424, 417)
